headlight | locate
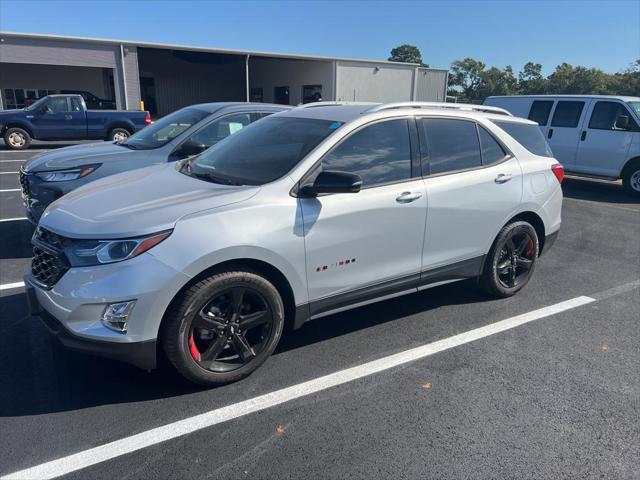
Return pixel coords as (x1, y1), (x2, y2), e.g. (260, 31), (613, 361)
(36, 164), (100, 182)
(65, 230), (172, 267)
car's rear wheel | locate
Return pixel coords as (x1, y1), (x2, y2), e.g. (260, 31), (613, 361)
(109, 127), (131, 143)
(162, 270), (285, 386)
(480, 221), (539, 298)
(4, 127), (31, 150)
(622, 160), (640, 197)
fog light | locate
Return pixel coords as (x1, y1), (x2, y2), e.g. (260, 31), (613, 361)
(101, 301), (136, 333)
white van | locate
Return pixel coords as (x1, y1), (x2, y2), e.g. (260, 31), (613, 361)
(484, 95), (640, 196)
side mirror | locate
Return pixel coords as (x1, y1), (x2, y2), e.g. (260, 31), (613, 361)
(615, 115), (630, 130)
(177, 140), (207, 158)
(299, 170), (362, 197)
(39, 105), (51, 114)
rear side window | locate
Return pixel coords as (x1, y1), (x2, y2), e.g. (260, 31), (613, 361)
(421, 118), (481, 175)
(550, 101), (584, 128)
(493, 121), (553, 157)
(588, 101), (638, 131)
(322, 119), (411, 187)
(478, 126), (507, 165)
(528, 100), (554, 126)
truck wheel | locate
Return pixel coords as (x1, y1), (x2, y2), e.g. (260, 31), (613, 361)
(622, 160), (640, 197)
(109, 127), (131, 143)
(162, 269), (285, 386)
(4, 127), (31, 150)
(479, 221), (539, 298)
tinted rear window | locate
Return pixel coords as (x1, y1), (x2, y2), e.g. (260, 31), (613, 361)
(493, 121), (553, 157)
(421, 118), (482, 175)
(550, 101), (584, 128)
(528, 100), (554, 126)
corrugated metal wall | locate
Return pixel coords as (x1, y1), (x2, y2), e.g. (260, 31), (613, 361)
(122, 46), (141, 110)
(415, 68), (448, 102)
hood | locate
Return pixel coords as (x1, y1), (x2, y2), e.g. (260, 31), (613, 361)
(39, 163), (260, 239)
(23, 142), (147, 172)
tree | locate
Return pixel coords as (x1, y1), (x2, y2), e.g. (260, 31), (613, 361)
(448, 57), (486, 102)
(388, 44), (427, 66)
(518, 62), (546, 94)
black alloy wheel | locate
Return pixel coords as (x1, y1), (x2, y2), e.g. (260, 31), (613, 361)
(480, 221), (539, 298)
(188, 286), (274, 373)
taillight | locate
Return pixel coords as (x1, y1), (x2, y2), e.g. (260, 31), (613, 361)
(145, 113), (151, 126)
(551, 164), (564, 184)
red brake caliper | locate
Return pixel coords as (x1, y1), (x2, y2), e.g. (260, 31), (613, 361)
(525, 239), (534, 257)
(188, 333), (201, 361)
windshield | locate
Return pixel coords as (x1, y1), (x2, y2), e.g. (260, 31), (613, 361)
(123, 107), (210, 150)
(628, 102), (640, 117)
(24, 97), (49, 111)
(183, 116), (343, 185)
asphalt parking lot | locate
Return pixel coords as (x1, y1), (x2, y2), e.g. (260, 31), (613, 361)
(0, 145), (639, 479)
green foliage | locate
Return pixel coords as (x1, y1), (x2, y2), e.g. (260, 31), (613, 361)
(447, 58), (640, 103)
(389, 44), (428, 67)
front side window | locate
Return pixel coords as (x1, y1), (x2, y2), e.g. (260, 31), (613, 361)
(528, 100), (554, 126)
(493, 120), (554, 157)
(478, 126), (507, 165)
(421, 118), (481, 175)
(70, 97), (82, 112)
(588, 101), (638, 131)
(189, 113), (253, 147)
(47, 97), (69, 114)
(124, 107), (210, 150)
(185, 116), (342, 185)
(321, 119), (411, 187)
(550, 101), (584, 128)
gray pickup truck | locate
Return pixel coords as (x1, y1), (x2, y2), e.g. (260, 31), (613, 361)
(0, 94), (150, 150)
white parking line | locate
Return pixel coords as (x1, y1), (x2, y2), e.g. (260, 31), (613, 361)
(0, 281), (25, 291)
(0, 160), (26, 163)
(0, 189), (20, 193)
(0, 295), (595, 480)
(0, 171), (18, 175)
(0, 217), (27, 222)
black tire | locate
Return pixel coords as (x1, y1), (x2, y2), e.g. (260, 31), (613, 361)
(621, 160), (640, 197)
(480, 221), (539, 298)
(109, 127), (131, 143)
(161, 270), (285, 386)
(3, 127), (31, 150)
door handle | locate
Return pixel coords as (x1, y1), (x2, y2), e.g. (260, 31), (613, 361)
(581, 130), (587, 141)
(494, 173), (512, 184)
(547, 128), (553, 139)
(64, 114), (73, 121)
(396, 191), (422, 203)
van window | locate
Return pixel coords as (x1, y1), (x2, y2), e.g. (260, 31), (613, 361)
(478, 126), (507, 165)
(588, 101), (638, 131)
(550, 101), (584, 128)
(528, 100), (554, 126)
(322, 119), (411, 187)
(421, 119), (482, 174)
(493, 121), (554, 158)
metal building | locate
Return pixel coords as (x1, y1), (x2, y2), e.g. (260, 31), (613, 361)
(0, 32), (448, 116)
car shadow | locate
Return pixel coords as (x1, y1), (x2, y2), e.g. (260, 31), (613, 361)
(0, 220), (34, 260)
(0, 279), (485, 417)
(562, 176), (640, 205)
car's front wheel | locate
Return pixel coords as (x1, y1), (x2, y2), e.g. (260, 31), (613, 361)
(480, 221), (539, 298)
(622, 160), (640, 197)
(162, 269), (285, 386)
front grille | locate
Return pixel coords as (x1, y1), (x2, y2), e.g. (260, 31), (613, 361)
(19, 170), (31, 198)
(31, 228), (70, 289)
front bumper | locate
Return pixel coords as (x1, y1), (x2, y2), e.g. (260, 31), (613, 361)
(20, 170), (64, 224)
(25, 278), (157, 370)
(24, 252), (192, 369)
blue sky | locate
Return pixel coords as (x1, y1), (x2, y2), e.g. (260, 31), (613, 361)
(0, 0), (638, 75)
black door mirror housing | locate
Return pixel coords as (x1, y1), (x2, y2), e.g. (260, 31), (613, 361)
(178, 140), (208, 158)
(615, 115), (630, 130)
(299, 170), (363, 197)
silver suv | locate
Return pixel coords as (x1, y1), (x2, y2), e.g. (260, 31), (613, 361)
(26, 102), (563, 385)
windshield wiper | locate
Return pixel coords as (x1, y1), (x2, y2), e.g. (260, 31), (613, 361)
(190, 171), (242, 186)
